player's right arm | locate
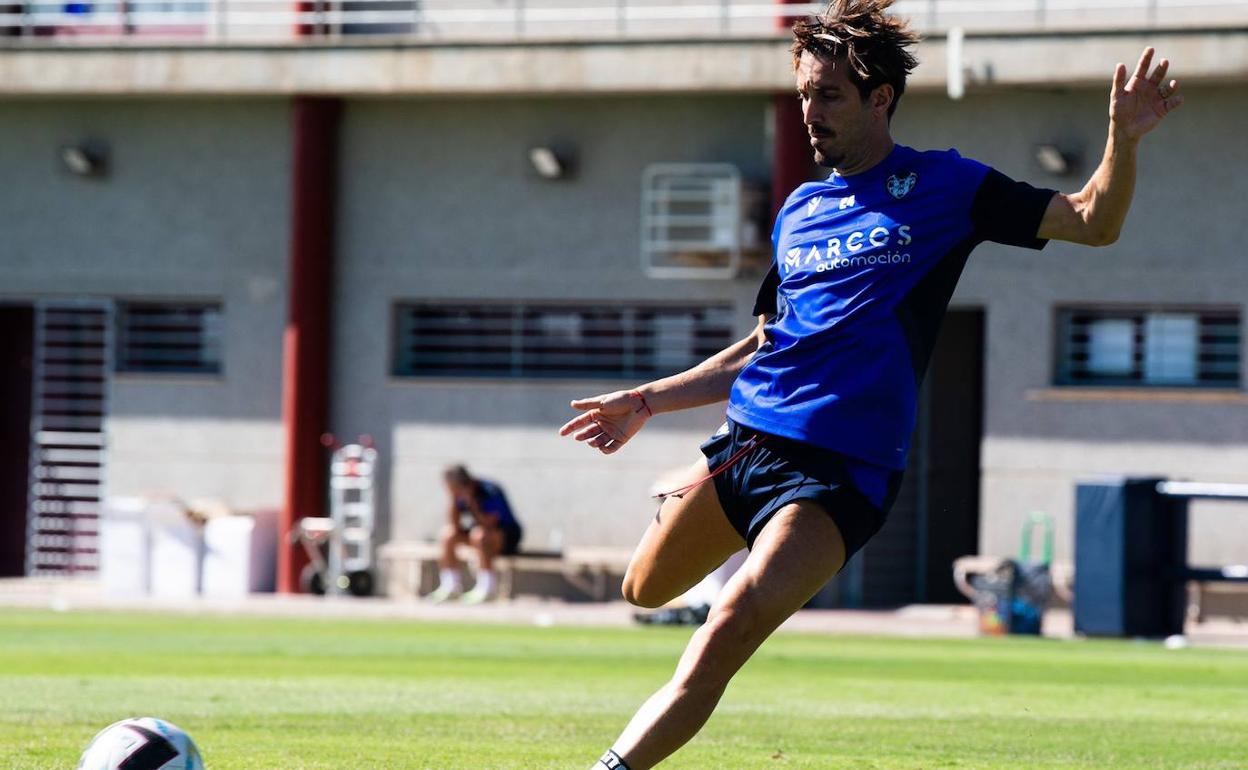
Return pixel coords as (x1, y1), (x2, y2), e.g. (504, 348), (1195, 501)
(557, 314), (770, 455)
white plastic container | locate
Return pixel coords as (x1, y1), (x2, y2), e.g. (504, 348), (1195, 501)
(99, 497), (152, 596)
(201, 510), (278, 597)
(147, 500), (203, 599)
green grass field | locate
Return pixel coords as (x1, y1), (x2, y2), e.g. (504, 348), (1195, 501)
(2, 609), (1246, 769)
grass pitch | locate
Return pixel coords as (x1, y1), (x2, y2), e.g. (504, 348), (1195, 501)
(2, 609), (1246, 769)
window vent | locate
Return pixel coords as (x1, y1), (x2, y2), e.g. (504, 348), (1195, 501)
(1056, 308), (1240, 387)
(395, 302), (735, 380)
(116, 302), (222, 375)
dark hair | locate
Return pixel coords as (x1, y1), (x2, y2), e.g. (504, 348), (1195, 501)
(791, 0), (920, 120)
(443, 464), (472, 486)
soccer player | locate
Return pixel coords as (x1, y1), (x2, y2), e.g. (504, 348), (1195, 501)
(560, 1), (1183, 767)
(428, 465), (523, 603)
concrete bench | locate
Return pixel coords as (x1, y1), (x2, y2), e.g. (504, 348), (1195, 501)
(377, 540), (634, 601)
(563, 546), (635, 601)
(378, 541), (564, 600)
(1190, 580), (1248, 623)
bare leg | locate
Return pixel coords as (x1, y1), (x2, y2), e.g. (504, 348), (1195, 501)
(428, 524), (472, 600)
(622, 457), (747, 609)
(469, 524), (503, 572)
(610, 501), (847, 770)
(439, 524), (468, 571)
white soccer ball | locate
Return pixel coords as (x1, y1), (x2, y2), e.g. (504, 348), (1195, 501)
(77, 717), (204, 770)
(1164, 634), (1190, 650)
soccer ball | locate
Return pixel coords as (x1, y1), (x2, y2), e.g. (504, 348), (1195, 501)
(77, 717), (204, 770)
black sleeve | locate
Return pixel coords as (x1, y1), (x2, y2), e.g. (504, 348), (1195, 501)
(751, 263), (780, 317)
(970, 168), (1058, 250)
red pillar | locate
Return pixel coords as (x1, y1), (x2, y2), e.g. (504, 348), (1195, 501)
(772, 0), (813, 220)
(293, 0), (317, 37)
(278, 97), (339, 594)
(775, 0), (805, 31)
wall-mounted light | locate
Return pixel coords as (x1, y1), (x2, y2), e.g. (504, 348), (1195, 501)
(528, 145), (576, 180)
(60, 141), (109, 178)
(1034, 144), (1079, 177)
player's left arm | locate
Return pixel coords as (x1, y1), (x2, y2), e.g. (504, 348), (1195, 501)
(1037, 47), (1184, 246)
(461, 494), (493, 528)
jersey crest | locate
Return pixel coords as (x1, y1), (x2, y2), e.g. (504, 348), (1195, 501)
(887, 171), (918, 199)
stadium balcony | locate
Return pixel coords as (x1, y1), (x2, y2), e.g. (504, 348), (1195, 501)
(1, 1), (1245, 95)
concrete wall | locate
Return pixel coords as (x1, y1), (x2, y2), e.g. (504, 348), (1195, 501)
(0, 98), (291, 511)
(894, 84), (1248, 563)
(331, 94), (770, 549)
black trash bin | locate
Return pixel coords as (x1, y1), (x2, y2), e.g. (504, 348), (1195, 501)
(1074, 477), (1187, 638)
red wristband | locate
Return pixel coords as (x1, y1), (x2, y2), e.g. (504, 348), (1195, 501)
(629, 390), (653, 417)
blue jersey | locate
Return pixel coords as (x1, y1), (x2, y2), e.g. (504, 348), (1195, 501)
(457, 479), (520, 531)
(728, 144), (1054, 473)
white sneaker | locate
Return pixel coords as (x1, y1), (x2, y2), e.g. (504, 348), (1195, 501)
(426, 583), (462, 603)
(459, 585), (497, 605)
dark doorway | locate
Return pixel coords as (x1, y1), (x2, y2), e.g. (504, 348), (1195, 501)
(0, 305), (35, 577)
(852, 308), (985, 606)
(918, 309), (985, 603)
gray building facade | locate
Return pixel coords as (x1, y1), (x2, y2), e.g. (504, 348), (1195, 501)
(1, 21), (1245, 603)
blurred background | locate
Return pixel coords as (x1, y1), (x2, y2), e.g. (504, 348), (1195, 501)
(1, 0), (1245, 614)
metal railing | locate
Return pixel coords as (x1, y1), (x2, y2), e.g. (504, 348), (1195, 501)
(0, 0), (1241, 45)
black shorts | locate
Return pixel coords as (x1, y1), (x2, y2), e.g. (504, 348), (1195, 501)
(458, 520), (522, 556)
(699, 420), (901, 562)
(501, 524), (522, 556)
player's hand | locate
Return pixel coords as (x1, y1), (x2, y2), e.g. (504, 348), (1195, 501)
(558, 390), (652, 455)
(1110, 47), (1183, 141)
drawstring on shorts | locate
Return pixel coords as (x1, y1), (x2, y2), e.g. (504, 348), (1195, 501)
(652, 434), (765, 500)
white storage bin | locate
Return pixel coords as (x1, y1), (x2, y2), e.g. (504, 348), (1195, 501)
(202, 510), (278, 597)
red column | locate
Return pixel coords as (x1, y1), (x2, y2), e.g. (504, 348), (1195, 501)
(293, 0), (317, 37)
(278, 97), (340, 594)
(771, 0), (812, 220)
(775, 0), (805, 31)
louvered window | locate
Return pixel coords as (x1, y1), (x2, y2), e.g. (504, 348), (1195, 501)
(116, 302), (223, 375)
(1056, 308), (1240, 387)
(394, 302), (734, 380)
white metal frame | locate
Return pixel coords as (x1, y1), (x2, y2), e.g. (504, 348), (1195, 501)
(295, 442), (378, 595)
(641, 162), (743, 280)
(326, 442), (376, 592)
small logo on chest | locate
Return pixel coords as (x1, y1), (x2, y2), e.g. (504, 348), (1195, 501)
(886, 171), (918, 199)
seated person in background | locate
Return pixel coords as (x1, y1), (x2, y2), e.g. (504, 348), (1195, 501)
(429, 465), (523, 604)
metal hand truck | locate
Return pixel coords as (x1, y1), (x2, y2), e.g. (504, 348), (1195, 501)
(293, 435), (377, 596)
